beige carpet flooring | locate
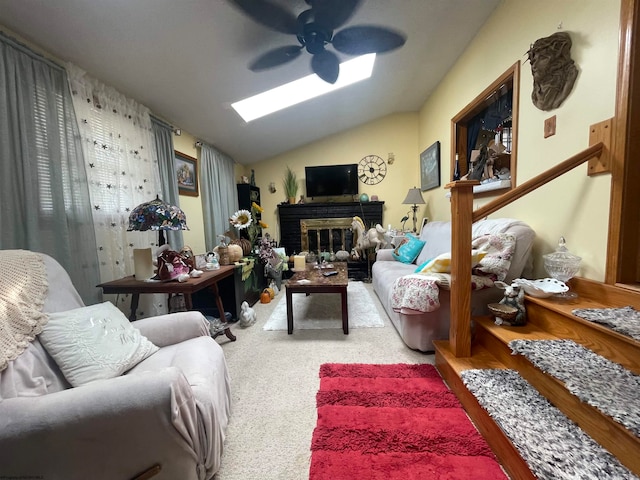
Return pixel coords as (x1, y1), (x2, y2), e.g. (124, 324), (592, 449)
(213, 280), (433, 480)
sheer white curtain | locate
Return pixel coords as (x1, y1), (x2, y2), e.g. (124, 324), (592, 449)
(66, 64), (166, 318)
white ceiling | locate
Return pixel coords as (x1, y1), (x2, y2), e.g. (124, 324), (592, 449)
(0, 0), (500, 164)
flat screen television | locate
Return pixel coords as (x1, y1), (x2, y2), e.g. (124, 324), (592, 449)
(305, 164), (358, 198)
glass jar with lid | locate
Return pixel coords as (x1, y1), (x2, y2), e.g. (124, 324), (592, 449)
(543, 237), (581, 299)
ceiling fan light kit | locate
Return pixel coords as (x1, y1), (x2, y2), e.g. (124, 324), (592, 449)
(229, 0), (407, 84)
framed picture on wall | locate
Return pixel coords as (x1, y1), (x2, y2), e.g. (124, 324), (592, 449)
(175, 151), (199, 197)
(420, 141), (441, 191)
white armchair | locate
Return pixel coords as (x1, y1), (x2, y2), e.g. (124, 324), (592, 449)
(0, 252), (231, 480)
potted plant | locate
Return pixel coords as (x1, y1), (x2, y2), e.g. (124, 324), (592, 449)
(283, 166), (298, 204)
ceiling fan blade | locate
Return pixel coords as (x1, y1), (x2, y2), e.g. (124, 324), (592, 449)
(249, 46), (302, 71)
(310, 0), (362, 30)
(332, 25), (406, 55)
(228, 0), (298, 35)
(311, 50), (340, 84)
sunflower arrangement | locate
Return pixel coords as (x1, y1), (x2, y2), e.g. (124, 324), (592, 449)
(229, 202), (268, 248)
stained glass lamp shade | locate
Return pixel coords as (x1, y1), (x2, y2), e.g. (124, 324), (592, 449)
(127, 196), (189, 246)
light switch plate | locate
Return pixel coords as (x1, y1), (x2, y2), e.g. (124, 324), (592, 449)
(544, 115), (556, 138)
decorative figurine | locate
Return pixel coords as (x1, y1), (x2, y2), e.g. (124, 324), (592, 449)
(493, 281), (527, 326)
(351, 216), (386, 259)
(238, 301), (257, 327)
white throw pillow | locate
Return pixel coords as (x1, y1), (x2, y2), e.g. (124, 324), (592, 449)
(39, 301), (159, 387)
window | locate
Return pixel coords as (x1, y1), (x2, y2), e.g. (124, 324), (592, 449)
(451, 62), (520, 194)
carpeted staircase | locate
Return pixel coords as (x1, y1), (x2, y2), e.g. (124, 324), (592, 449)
(434, 277), (640, 479)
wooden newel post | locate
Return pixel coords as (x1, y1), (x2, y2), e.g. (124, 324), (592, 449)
(445, 180), (479, 357)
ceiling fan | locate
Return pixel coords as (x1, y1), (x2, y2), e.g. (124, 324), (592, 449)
(229, 0), (407, 84)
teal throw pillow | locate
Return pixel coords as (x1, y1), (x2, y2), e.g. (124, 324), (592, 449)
(392, 234), (426, 264)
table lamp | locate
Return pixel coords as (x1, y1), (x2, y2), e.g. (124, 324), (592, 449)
(402, 187), (426, 233)
(128, 196), (189, 279)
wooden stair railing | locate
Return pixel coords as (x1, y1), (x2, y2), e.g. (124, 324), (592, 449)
(446, 141), (605, 358)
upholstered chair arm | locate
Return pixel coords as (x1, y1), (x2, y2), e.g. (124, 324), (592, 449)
(0, 367), (204, 480)
(133, 310), (210, 347)
(375, 249), (396, 262)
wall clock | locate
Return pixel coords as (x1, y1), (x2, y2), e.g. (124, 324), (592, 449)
(358, 155), (387, 185)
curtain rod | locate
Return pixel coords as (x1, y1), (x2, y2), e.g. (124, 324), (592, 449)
(0, 30), (64, 72)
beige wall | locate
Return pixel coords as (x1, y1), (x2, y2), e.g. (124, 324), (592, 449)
(418, 0), (619, 280)
(248, 112), (420, 242)
(250, 0), (621, 281)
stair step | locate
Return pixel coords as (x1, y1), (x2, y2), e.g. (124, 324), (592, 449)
(509, 339), (640, 437)
(515, 299), (640, 373)
(475, 316), (640, 474)
(436, 278), (640, 479)
(461, 368), (639, 480)
(434, 340), (536, 480)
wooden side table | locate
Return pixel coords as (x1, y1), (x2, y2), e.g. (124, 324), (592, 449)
(98, 265), (237, 342)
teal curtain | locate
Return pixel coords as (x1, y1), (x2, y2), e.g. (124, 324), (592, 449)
(200, 144), (238, 251)
(0, 31), (100, 304)
(151, 116), (184, 249)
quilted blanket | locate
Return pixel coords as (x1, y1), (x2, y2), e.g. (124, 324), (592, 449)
(391, 233), (516, 314)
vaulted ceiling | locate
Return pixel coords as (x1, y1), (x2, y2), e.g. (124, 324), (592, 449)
(0, 0), (501, 164)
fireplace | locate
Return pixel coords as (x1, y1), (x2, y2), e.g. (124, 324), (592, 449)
(277, 201), (384, 257)
(300, 217), (355, 254)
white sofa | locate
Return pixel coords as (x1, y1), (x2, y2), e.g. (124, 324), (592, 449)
(0, 252), (231, 480)
(372, 219), (535, 352)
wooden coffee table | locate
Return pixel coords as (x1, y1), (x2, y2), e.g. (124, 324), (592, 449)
(286, 262), (349, 334)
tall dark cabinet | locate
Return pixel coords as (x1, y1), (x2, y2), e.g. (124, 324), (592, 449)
(236, 184), (261, 240)
(237, 184), (260, 211)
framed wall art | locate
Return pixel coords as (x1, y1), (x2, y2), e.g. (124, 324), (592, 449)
(175, 151), (199, 197)
(420, 141), (441, 191)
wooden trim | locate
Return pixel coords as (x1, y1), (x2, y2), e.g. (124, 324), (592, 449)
(607, 0), (640, 284)
(451, 62), (519, 184)
(446, 180), (478, 356)
(510, 61), (520, 188)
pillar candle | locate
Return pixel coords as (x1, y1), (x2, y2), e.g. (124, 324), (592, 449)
(293, 255), (306, 271)
(133, 248), (154, 280)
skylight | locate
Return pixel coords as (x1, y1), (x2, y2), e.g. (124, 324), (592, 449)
(231, 53), (376, 122)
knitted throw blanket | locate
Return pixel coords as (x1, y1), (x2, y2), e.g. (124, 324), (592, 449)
(0, 250), (49, 371)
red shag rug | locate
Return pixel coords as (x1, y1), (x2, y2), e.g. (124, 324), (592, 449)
(309, 363), (507, 480)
